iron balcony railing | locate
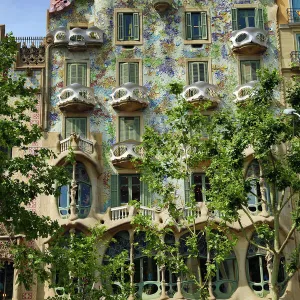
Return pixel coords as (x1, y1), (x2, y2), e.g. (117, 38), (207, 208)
(287, 8), (300, 23)
(15, 36), (44, 47)
(291, 51), (300, 65)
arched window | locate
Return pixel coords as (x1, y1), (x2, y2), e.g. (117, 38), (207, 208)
(134, 232), (160, 298)
(180, 232), (238, 299)
(58, 162), (91, 218)
(246, 160), (271, 214)
(247, 233), (285, 298)
(0, 262), (14, 300)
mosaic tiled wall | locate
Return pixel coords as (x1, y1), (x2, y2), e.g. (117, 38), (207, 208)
(48, 0), (280, 211)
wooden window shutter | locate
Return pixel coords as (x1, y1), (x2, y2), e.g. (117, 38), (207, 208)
(118, 13), (124, 40)
(133, 13), (140, 41)
(184, 176), (191, 204)
(186, 12), (192, 40)
(255, 8), (264, 29)
(120, 63), (129, 85)
(141, 181), (151, 207)
(110, 174), (120, 207)
(129, 63), (139, 84)
(201, 12), (208, 39)
(119, 117), (126, 142)
(231, 8), (238, 31)
(133, 117), (140, 141)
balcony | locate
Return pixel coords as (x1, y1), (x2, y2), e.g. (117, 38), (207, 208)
(153, 0), (173, 12)
(291, 51), (300, 70)
(57, 83), (96, 112)
(110, 82), (148, 112)
(110, 140), (142, 169)
(287, 8), (300, 23)
(230, 27), (268, 55)
(181, 81), (220, 109)
(49, 26), (103, 50)
(60, 133), (95, 155)
(233, 81), (257, 103)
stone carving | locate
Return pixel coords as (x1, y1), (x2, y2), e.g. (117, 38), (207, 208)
(110, 82), (148, 112)
(19, 42), (45, 65)
(233, 81), (258, 103)
(153, 0), (173, 12)
(49, 26), (103, 47)
(230, 27), (268, 54)
(181, 81), (219, 107)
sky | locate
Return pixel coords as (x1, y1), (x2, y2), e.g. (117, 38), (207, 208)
(0, 0), (50, 37)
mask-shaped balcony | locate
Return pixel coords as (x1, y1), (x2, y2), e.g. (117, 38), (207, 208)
(49, 26), (103, 50)
(233, 81), (257, 103)
(230, 28), (268, 55)
(110, 82), (148, 112)
(57, 83), (96, 112)
(110, 140), (142, 169)
(153, 0), (173, 12)
(181, 81), (220, 109)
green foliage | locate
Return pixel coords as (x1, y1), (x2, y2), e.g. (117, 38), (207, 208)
(0, 34), (69, 239)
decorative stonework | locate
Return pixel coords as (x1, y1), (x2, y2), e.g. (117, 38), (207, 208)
(153, 0), (173, 12)
(233, 81), (257, 103)
(181, 81), (220, 108)
(0, 239), (15, 261)
(49, 0), (72, 13)
(230, 27), (268, 55)
(110, 82), (148, 112)
(18, 42), (45, 65)
(49, 26), (103, 49)
(58, 83), (96, 112)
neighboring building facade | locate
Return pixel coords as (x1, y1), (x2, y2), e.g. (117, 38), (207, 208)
(1, 0), (300, 299)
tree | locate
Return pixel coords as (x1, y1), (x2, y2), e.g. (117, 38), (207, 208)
(133, 70), (300, 300)
(132, 84), (236, 299)
(0, 34), (68, 239)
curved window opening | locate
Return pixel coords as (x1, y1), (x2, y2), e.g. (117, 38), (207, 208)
(58, 162), (91, 218)
(246, 160), (271, 214)
(134, 232), (160, 298)
(247, 233), (286, 298)
(0, 262), (14, 300)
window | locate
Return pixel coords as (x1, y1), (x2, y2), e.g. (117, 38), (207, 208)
(119, 62), (139, 85)
(65, 117), (87, 138)
(119, 117), (140, 142)
(0, 262), (14, 300)
(232, 8), (264, 30)
(188, 62), (208, 84)
(184, 173), (210, 203)
(296, 34), (300, 50)
(117, 12), (140, 41)
(240, 60), (260, 84)
(66, 63), (87, 86)
(185, 12), (208, 40)
(110, 174), (151, 207)
(58, 162), (91, 218)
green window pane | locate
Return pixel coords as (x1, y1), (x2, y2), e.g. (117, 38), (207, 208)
(67, 63), (87, 85)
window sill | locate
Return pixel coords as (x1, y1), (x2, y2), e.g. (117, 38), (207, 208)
(115, 40), (143, 46)
(184, 39), (211, 45)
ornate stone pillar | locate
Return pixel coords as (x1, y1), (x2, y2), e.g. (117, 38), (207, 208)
(159, 265), (169, 299)
(69, 162), (78, 221)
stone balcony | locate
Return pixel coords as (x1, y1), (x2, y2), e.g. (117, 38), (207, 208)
(291, 51), (300, 71)
(57, 83), (96, 112)
(230, 27), (268, 55)
(59, 133), (95, 156)
(110, 82), (148, 112)
(48, 26), (103, 50)
(153, 0), (173, 12)
(233, 81), (257, 103)
(181, 81), (220, 109)
(110, 139), (142, 169)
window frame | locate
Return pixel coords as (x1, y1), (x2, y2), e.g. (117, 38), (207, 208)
(239, 58), (261, 84)
(114, 9), (143, 46)
(183, 8), (211, 44)
(185, 58), (212, 85)
(116, 59), (142, 86)
(118, 116), (141, 142)
(65, 117), (88, 138)
(64, 59), (90, 88)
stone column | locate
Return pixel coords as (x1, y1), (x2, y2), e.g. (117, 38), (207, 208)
(69, 162), (78, 221)
(159, 265), (169, 299)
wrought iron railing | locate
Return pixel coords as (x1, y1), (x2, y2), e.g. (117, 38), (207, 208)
(291, 51), (300, 66)
(287, 8), (300, 23)
(15, 36), (44, 47)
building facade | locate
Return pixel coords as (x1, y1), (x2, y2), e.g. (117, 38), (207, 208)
(1, 0), (300, 299)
